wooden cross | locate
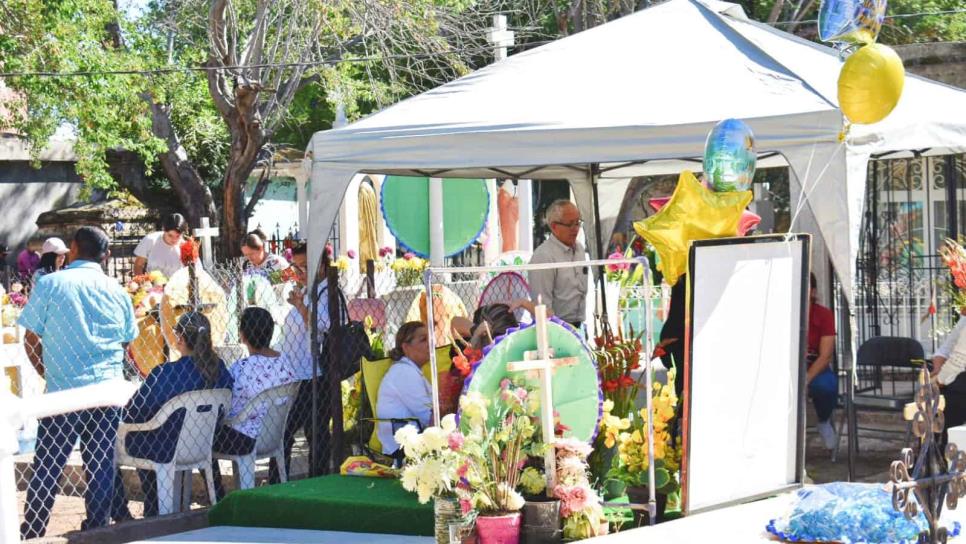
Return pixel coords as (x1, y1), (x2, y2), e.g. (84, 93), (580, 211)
(506, 300), (578, 495)
(486, 14), (515, 62)
(193, 217), (219, 269)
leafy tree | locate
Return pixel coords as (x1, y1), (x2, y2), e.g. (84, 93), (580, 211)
(0, 0), (503, 254)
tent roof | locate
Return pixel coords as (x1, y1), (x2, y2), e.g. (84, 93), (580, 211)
(309, 0), (845, 179)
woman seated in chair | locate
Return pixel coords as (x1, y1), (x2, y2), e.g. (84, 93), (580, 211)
(212, 307), (296, 497)
(119, 312), (233, 517)
(377, 322), (434, 457)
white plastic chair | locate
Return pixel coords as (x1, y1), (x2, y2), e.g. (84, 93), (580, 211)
(116, 388), (232, 515)
(213, 381), (300, 490)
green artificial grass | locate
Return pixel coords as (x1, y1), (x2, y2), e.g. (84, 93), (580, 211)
(208, 475), (433, 536)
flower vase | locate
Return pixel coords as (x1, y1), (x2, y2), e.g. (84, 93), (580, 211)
(625, 486), (667, 526)
(476, 512), (522, 544)
(521, 499), (561, 544)
(434, 496), (463, 544)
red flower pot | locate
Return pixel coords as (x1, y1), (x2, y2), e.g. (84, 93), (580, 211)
(476, 512), (522, 544)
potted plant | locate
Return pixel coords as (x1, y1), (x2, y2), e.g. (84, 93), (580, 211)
(588, 331), (641, 489)
(395, 415), (475, 544)
(457, 388), (535, 544)
(551, 438), (608, 540)
(602, 367), (681, 525)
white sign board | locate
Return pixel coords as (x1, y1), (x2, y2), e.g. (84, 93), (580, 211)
(682, 234), (809, 514)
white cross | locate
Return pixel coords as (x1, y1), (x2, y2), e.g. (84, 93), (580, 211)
(486, 14), (515, 62)
(507, 301), (577, 495)
(193, 217), (219, 269)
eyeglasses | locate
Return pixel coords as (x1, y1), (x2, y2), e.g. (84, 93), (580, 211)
(553, 219), (584, 229)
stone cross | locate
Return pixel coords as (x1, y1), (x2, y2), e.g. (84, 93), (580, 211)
(506, 301), (577, 495)
(193, 217), (219, 269)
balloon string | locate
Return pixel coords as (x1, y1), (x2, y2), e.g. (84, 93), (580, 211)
(785, 141), (847, 240)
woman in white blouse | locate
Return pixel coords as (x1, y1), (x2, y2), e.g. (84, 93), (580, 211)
(377, 321), (433, 456)
(212, 306), (296, 497)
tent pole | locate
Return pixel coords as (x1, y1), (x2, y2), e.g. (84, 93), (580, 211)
(590, 164), (608, 326)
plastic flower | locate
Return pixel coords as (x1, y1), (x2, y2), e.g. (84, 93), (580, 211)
(520, 467), (546, 496)
(605, 251), (630, 273)
(554, 437), (593, 460)
(496, 482), (525, 511)
(394, 425), (420, 453)
(347, 249), (357, 259)
(179, 238), (200, 265)
(440, 414), (457, 433)
(460, 391), (489, 426)
(448, 432), (464, 451)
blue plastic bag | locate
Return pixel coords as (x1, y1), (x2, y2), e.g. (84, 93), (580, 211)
(766, 483), (961, 543)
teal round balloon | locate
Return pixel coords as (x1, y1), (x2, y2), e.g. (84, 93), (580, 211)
(380, 176), (489, 258)
(703, 118), (757, 193)
(461, 320), (601, 443)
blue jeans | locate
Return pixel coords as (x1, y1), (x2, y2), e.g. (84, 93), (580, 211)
(21, 407), (128, 539)
(809, 370), (838, 423)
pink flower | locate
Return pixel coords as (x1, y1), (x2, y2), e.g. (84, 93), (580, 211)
(379, 246), (393, 258)
(347, 249), (357, 259)
(448, 432), (464, 451)
(605, 251), (630, 273)
(459, 499), (473, 515)
(325, 243), (334, 257)
(500, 378), (511, 390)
(554, 484), (593, 517)
(515, 388), (528, 402)
(403, 252), (414, 260)
(457, 462), (469, 478)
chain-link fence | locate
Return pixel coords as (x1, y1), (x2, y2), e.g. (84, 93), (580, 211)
(6, 240), (665, 539)
(7, 246), (336, 539)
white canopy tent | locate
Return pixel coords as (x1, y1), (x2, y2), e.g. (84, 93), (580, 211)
(306, 0), (966, 306)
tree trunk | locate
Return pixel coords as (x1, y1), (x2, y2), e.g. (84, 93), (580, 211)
(144, 96), (218, 232)
(220, 81), (266, 258)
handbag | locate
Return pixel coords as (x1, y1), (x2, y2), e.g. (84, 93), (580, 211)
(320, 285), (373, 381)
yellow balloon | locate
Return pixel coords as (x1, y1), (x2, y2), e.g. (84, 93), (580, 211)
(838, 43), (905, 125)
(633, 171), (752, 286)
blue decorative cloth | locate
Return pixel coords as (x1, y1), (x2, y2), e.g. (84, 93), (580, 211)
(767, 483), (961, 543)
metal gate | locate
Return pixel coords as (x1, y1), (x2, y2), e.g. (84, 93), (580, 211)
(856, 153), (966, 352)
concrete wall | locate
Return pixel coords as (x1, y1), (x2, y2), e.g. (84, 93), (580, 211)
(0, 160), (82, 265)
(896, 42), (966, 89)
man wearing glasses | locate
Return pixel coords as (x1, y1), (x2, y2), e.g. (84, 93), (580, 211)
(528, 199), (588, 330)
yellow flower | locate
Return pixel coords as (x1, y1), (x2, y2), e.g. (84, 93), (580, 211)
(602, 399), (615, 414)
(600, 413), (630, 448)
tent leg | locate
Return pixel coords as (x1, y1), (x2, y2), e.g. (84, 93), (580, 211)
(590, 165), (608, 326)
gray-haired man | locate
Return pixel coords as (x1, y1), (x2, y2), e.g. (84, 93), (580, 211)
(528, 199), (588, 329)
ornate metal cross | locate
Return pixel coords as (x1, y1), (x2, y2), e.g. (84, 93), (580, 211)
(890, 369), (966, 544)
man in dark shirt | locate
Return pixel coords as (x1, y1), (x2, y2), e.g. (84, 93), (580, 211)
(807, 273), (837, 450)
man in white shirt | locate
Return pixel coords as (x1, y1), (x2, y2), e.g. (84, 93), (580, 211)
(133, 213), (187, 277)
(528, 199), (589, 328)
(268, 243), (330, 482)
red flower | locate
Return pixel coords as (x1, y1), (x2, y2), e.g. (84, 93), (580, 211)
(453, 354), (472, 377)
(602, 380), (619, 392)
(653, 346), (667, 359)
(619, 375), (636, 388)
(179, 239), (200, 265)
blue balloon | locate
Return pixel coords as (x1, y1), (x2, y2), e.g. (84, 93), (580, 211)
(818, 0), (886, 45)
(703, 119), (756, 193)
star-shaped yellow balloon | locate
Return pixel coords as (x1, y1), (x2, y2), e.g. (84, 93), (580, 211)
(634, 171), (752, 286)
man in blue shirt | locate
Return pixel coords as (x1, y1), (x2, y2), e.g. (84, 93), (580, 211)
(19, 226), (138, 539)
